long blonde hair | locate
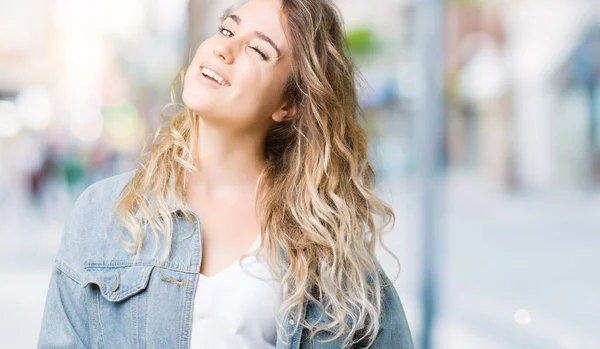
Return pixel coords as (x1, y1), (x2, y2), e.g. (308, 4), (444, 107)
(115, 0), (399, 347)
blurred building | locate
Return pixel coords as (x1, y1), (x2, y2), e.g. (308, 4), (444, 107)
(0, 0), (188, 203)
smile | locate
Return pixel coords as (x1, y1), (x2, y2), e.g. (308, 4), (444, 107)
(200, 67), (230, 86)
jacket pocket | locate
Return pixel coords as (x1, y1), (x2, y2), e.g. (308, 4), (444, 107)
(81, 263), (155, 348)
(82, 263), (155, 302)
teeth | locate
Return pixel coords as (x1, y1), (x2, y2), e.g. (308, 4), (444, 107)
(201, 67), (227, 86)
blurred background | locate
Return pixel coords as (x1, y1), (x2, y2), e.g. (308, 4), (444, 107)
(1, 0), (599, 348)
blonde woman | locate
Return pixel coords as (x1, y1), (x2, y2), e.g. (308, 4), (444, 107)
(38, 0), (414, 348)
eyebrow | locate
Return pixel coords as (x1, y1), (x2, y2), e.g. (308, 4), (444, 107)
(221, 13), (282, 59)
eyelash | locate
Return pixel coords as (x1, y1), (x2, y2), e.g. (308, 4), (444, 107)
(217, 26), (269, 61)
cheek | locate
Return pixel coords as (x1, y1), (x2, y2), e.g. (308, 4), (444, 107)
(188, 43), (208, 68)
(186, 36), (218, 71)
(238, 64), (287, 101)
(234, 74), (280, 116)
(181, 43), (213, 104)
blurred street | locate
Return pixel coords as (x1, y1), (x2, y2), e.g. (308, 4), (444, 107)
(1, 170), (599, 349)
(438, 173), (600, 349)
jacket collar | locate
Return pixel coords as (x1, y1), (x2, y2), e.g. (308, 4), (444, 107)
(166, 173), (187, 216)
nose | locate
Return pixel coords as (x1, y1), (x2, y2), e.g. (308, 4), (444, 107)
(213, 41), (234, 64)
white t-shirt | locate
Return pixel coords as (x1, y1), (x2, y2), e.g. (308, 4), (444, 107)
(190, 236), (282, 349)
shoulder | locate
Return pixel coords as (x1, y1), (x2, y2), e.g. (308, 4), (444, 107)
(76, 169), (137, 207)
(53, 169), (138, 280)
(66, 169), (137, 233)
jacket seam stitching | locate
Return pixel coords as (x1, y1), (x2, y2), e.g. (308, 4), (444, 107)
(94, 288), (106, 348)
(85, 260), (197, 274)
(54, 257), (84, 284)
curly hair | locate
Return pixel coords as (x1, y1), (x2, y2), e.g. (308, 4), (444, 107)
(115, 0), (400, 347)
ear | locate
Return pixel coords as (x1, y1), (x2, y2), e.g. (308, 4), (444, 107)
(271, 100), (297, 122)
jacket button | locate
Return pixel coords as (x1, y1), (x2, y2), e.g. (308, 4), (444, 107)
(288, 319), (295, 325)
(111, 271), (120, 293)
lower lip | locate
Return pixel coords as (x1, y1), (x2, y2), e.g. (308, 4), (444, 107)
(196, 70), (227, 88)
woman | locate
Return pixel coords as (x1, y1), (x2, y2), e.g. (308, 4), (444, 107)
(38, 0), (414, 348)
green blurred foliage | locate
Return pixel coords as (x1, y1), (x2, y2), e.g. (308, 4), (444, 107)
(344, 27), (379, 60)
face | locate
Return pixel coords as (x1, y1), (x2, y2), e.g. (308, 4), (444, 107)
(182, 0), (294, 130)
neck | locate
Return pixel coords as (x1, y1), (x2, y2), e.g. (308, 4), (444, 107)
(185, 117), (269, 198)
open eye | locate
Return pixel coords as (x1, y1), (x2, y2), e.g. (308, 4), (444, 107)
(218, 26), (233, 37)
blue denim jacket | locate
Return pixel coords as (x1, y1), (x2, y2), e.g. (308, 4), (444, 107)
(38, 171), (414, 348)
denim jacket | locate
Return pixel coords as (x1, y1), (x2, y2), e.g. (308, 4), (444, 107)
(38, 170), (414, 349)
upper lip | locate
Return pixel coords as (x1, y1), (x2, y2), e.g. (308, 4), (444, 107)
(199, 63), (231, 86)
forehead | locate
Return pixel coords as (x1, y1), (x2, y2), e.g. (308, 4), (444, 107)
(228, 0), (289, 53)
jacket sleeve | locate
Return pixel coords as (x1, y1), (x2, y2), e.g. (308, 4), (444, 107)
(38, 188), (93, 349)
(369, 268), (415, 349)
(37, 261), (91, 348)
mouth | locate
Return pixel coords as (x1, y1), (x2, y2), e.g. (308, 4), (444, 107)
(199, 66), (230, 87)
